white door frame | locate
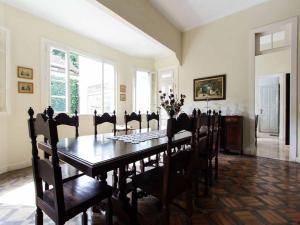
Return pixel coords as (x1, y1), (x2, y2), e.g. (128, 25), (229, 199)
(249, 17), (298, 161)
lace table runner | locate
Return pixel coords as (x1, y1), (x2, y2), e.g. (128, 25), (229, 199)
(109, 130), (166, 144)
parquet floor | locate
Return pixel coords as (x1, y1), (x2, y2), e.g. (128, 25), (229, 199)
(1, 154), (300, 225)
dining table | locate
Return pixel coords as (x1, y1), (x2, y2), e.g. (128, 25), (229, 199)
(38, 128), (192, 224)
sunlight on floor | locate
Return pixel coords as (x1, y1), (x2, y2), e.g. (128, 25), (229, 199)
(0, 181), (35, 206)
(256, 137), (289, 160)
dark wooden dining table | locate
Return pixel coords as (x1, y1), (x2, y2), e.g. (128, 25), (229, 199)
(38, 128), (192, 224)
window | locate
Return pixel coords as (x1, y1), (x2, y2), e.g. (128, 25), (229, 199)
(258, 30), (289, 53)
(50, 47), (115, 114)
(0, 29), (7, 112)
(135, 70), (152, 113)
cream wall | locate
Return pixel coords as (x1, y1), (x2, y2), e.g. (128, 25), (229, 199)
(0, 3), (155, 174)
(177, 0), (300, 155)
(96, 0), (182, 63)
(255, 49), (291, 76)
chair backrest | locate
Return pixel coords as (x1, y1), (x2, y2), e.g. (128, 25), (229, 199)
(54, 111), (79, 137)
(163, 110), (196, 203)
(94, 110), (116, 135)
(124, 111), (142, 132)
(28, 106), (65, 217)
(208, 110), (222, 154)
(146, 111), (159, 129)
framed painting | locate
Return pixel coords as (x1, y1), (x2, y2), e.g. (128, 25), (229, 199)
(120, 84), (126, 93)
(17, 66), (33, 79)
(120, 93), (126, 101)
(18, 82), (34, 94)
(194, 74), (226, 101)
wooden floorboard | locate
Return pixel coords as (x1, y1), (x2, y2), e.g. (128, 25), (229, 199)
(1, 154), (300, 224)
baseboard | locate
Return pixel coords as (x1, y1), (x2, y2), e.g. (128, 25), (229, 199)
(0, 160), (31, 175)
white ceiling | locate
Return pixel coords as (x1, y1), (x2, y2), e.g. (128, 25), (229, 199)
(1, 0), (173, 58)
(149, 0), (270, 31)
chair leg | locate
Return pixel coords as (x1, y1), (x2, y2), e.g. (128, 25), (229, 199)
(185, 188), (193, 217)
(162, 205), (170, 225)
(113, 169), (118, 190)
(209, 159), (213, 186)
(81, 211), (87, 225)
(204, 169), (209, 196)
(215, 155), (218, 180)
(35, 207), (43, 225)
(132, 188), (138, 215)
(140, 160), (145, 173)
(106, 197), (113, 225)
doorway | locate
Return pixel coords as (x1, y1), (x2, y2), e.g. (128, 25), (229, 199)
(253, 20), (294, 160)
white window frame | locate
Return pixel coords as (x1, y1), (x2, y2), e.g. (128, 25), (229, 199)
(133, 69), (153, 113)
(41, 39), (117, 115)
(0, 27), (10, 114)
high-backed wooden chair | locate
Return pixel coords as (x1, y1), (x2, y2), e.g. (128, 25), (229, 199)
(208, 110), (222, 186)
(140, 111), (160, 173)
(94, 110), (116, 135)
(124, 111), (142, 133)
(193, 109), (210, 196)
(132, 110), (196, 225)
(94, 110), (117, 189)
(43, 109), (81, 186)
(146, 111), (159, 129)
(123, 111), (142, 179)
(28, 107), (112, 225)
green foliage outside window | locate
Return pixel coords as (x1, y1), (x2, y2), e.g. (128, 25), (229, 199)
(70, 79), (79, 114)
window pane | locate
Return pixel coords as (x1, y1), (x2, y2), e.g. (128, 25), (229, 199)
(50, 48), (67, 112)
(136, 71), (151, 113)
(78, 56), (102, 114)
(273, 31), (287, 48)
(260, 34), (272, 51)
(69, 52), (79, 76)
(70, 78), (79, 114)
(51, 48), (65, 67)
(103, 63), (115, 113)
(51, 97), (66, 112)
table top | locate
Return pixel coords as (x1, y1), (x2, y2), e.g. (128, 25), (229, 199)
(38, 128), (191, 176)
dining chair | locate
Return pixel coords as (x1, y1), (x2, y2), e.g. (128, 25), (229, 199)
(123, 111), (142, 177)
(193, 109), (210, 197)
(208, 110), (222, 186)
(42, 109), (82, 189)
(132, 110), (196, 225)
(94, 110), (117, 136)
(94, 110), (118, 189)
(28, 107), (113, 225)
(140, 111), (160, 173)
(124, 111), (142, 133)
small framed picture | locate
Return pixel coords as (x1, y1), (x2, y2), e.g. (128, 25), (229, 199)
(120, 94), (126, 101)
(120, 84), (126, 93)
(17, 66), (33, 80)
(18, 82), (34, 94)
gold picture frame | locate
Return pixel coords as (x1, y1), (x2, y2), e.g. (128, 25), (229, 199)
(120, 94), (126, 101)
(194, 74), (226, 101)
(17, 66), (33, 80)
(120, 84), (126, 93)
(18, 82), (34, 94)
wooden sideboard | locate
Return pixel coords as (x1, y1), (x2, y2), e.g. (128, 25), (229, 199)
(220, 115), (243, 155)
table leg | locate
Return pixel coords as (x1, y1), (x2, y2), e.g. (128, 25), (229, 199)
(114, 165), (138, 225)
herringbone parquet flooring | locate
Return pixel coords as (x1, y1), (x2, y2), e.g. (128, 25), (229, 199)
(1, 154), (300, 225)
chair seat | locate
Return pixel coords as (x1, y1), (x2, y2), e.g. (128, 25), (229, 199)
(60, 163), (83, 181)
(43, 175), (112, 218)
(132, 167), (188, 201)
